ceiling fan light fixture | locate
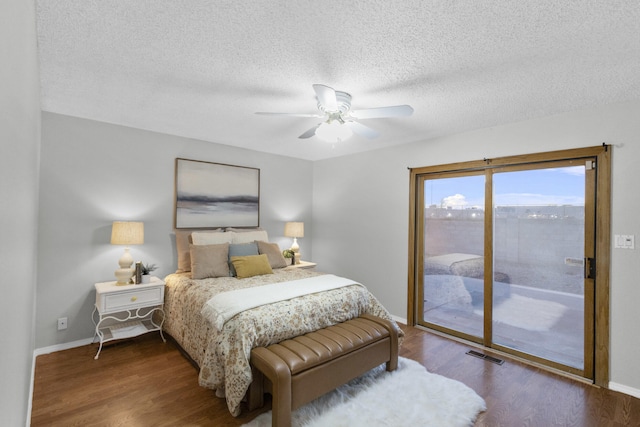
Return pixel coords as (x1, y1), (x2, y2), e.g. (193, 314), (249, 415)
(315, 121), (353, 143)
(257, 84), (413, 142)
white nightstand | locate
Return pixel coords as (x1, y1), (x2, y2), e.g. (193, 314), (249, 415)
(92, 276), (166, 359)
(285, 260), (317, 269)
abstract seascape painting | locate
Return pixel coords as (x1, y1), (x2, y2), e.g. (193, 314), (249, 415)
(175, 158), (260, 229)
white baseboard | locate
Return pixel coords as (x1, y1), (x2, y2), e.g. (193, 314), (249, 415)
(391, 314), (407, 325)
(609, 381), (640, 399)
(33, 337), (94, 357)
(27, 352), (35, 427)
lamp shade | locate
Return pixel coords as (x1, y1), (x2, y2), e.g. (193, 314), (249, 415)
(284, 222), (304, 238)
(111, 221), (144, 245)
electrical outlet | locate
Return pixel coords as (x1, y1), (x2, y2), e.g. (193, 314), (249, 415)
(57, 317), (68, 330)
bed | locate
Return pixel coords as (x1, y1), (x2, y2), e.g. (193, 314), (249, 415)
(163, 229), (404, 416)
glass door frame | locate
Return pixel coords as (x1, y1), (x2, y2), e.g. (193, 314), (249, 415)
(407, 145), (611, 385)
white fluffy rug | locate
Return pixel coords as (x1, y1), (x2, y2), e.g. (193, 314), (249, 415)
(476, 294), (568, 331)
(243, 357), (485, 427)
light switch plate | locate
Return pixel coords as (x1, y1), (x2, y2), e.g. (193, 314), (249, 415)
(614, 234), (635, 249)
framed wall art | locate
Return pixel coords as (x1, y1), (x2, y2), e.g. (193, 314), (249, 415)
(174, 158), (260, 229)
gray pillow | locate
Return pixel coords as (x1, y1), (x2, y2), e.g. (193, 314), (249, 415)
(190, 243), (230, 279)
(228, 242), (259, 276)
(256, 240), (288, 269)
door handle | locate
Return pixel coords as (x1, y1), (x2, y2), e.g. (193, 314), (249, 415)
(584, 257), (596, 279)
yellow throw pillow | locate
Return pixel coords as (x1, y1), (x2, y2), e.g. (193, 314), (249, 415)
(230, 254), (274, 279)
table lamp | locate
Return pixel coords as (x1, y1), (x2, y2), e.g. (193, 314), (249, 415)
(111, 221), (144, 285)
(284, 222), (304, 263)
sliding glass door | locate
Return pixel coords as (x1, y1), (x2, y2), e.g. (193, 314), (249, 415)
(414, 150), (603, 379)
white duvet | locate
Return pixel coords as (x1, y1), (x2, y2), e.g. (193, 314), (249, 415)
(201, 274), (364, 330)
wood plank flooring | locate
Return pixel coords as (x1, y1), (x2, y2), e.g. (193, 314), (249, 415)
(31, 324), (640, 426)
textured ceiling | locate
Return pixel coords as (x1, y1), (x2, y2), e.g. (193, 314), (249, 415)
(36, 1), (640, 161)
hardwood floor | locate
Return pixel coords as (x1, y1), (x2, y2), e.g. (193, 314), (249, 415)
(31, 325), (640, 426)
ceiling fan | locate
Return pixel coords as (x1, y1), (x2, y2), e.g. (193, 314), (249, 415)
(256, 84), (414, 143)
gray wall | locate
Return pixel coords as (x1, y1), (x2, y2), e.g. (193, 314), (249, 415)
(0, 0), (40, 424)
(36, 113), (314, 348)
(312, 101), (640, 395)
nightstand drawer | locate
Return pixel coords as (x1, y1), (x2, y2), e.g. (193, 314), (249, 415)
(104, 287), (163, 311)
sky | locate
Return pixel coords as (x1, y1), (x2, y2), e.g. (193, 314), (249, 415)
(426, 166), (586, 209)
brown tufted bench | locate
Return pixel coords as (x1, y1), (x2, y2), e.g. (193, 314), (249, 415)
(248, 314), (399, 427)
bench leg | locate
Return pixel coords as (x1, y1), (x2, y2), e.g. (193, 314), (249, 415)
(251, 347), (293, 427)
(271, 380), (291, 427)
(248, 368), (264, 411)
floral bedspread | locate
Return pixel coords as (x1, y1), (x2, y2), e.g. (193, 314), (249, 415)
(162, 269), (403, 416)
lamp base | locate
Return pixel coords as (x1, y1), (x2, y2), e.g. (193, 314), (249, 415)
(115, 268), (133, 285)
(290, 237), (300, 253)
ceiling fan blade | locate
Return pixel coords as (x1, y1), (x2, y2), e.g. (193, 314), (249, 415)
(312, 84), (338, 111)
(345, 121), (380, 139)
(351, 105), (414, 119)
(298, 124), (321, 139)
(255, 112), (322, 118)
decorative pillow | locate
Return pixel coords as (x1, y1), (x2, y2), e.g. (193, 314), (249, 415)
(230, 254), (273, 279)
(229, 229), (269, 244)
(175, 228), (223, 273)
(191, 231), (234, 245)
(190, 243), (230, 279)
(256, 240), (288, 269)
(228, 242), (259, 276)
